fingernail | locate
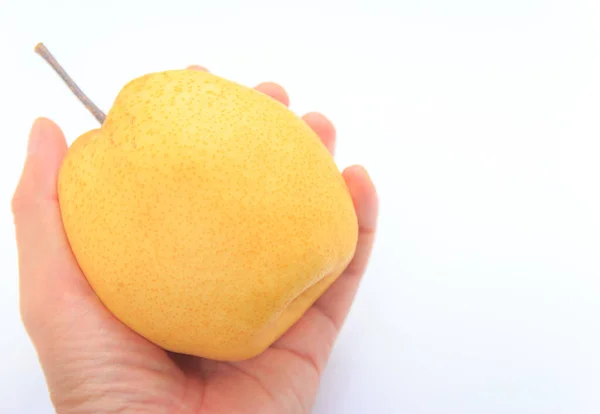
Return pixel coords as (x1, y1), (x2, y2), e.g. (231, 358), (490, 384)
(187, 65), (209, 72)
(356, 167), (379, 231)
(28, 118), (45, 155)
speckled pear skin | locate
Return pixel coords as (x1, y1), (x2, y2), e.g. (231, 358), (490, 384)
(57, 69), (358, 361)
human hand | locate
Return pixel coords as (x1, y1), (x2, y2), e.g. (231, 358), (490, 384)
(12, 67), (379, 414)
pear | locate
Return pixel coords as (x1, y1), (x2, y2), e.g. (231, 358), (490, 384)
(35, 43), (358, 361)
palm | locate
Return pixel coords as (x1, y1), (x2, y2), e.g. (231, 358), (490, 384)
(48, 238), (344, 413)
(14, 70), (378, 414)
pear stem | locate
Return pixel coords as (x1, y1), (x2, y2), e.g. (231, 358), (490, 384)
(34, 43), (106, 124)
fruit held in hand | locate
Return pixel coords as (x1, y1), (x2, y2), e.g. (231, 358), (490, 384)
(36, 44), (358, 361)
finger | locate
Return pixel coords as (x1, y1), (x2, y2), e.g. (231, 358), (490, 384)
(187, 66), (291, 107)
(302, 112), (336, 155)
(187, 65), (209, 72)
(272, 165), (378, 373)
(187, 69), (291, 108)
(12, 118), (94, 339)
(254, 82), (290, 107)
(313, 165), (378, 326)
(12, 118), (67, 213)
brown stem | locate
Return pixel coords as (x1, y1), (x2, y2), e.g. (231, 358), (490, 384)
(34, 43), (106, 124)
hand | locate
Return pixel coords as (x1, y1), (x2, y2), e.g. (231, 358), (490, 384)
(12, 67), (379, 414)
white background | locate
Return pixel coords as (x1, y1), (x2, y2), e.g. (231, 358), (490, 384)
(1, 0), (600, 413)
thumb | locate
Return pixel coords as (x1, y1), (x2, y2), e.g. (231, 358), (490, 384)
(12, 119), (168, 414)
(12, 118), (92, 341)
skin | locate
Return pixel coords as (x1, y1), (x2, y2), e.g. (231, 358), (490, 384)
(12, 65), (379, 414)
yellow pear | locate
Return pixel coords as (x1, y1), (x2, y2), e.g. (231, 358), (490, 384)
(36, 44), (358, 361)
